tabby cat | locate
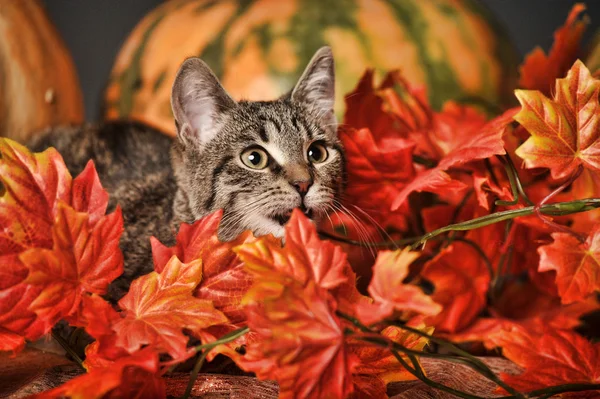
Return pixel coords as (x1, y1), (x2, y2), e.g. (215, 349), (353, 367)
(29, 47), (345, 302)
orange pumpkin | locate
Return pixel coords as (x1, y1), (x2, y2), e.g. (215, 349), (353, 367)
(586, 29), (600, 74)
(104, 0), (519, 136)
(0, 0), (84, 142)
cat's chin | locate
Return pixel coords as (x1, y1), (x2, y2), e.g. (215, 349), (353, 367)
(272, 208), (313, 226)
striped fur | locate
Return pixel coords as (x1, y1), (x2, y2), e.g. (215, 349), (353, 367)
(28, 47), (344, 302)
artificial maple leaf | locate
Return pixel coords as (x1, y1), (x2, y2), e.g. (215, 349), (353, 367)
(538, 228), (600, 304)
(355, 248), (441, 325)
(349, 322), (432, 398)
(0, 140), (72, 348)
(391, 107), (516, 210)
(151, 210), (255, 330)
(0, 140), (123, 352)
(447, 279), (599, 347)
(344, 70), (430, 141)
(515, 60), (600, 179)
(33, 347), (165, 399)
(421, 222), (504, 333)
(21, 203), (123, 327)
(519, 4), (588, 95)
(113, 256), (227, 361)
(235, 209), (348, 293)
(241, 280), (358, 399)
(490, 325), (600, 397)
(340, 126), (416, 231)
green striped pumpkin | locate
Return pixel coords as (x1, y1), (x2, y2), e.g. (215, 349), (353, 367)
(104, 0), (519, 136)
(586, 29), (600, 74)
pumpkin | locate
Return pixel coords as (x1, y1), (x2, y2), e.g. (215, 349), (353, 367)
(0, 0), (84, 142)
(586, 29), (600, 74)
(104, 0), (519, 136)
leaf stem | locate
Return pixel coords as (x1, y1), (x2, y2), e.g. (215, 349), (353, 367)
(533, 165), (586, 242)
(410, 198), (600, 249)
(338, 312), (525, 398)
(180, 350), (209, 399)
(322, 198), (600, 249)
(179, 327), (249, 399)
(192, 326), (249, 353)
(52, 330), (85, 370)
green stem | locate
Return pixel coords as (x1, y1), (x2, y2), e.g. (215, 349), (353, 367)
(356, 334), (490, 399)
(495, 156), (520, 207)
(179, 327), (249, 399)
(388, 322), (523, 398)
(192, 326), (249, 352)
(502, 154), (534, 206)
(52, 330), (85, 370)
(411, 198), (600, 250)
(322, 198), (600, 249)
(180, 350), (209, 399)
(338, 312), (525, 398)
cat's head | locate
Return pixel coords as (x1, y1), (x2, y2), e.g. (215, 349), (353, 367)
(170, 47), (345, 240)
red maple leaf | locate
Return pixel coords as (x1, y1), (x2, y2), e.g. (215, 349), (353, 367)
(340, 126), (416, 231)
(538, 227), (600, 304)
(391, 107), (516, 210)
(447, 279), (599, 347)
(349, 322), (432, 398)
(21, 203), (122, 327)
(235, 210), (361, 398)
(241, 280), (357, 399)
(33, 347), (165, 399)
(490, 325), (600, 397)
(355, 248), (441, 325)
(421, 223), (504, 333)
(519, 4), (588, 95)
(344, 70), (430, 141)
(515, 60), (600, 179)
(114, 256), (227, 361)
(0, 140), (123, 352)
(150, 210), (258, 357)
(234, 209), (349, 292)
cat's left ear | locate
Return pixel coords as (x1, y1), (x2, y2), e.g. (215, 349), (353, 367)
(291, 46), (335, 122)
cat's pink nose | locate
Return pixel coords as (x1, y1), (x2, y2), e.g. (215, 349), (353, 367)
(292, 180), (312, 196)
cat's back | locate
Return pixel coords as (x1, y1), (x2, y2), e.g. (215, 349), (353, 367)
(29, 121), (174, 189)
(29, 121), (178, 300)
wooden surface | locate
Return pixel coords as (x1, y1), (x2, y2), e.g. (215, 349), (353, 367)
(1, 348), (521, 398)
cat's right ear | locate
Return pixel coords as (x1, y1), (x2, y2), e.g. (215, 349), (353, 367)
(171, 58), (237, 148)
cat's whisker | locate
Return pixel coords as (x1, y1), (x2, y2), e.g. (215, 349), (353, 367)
(348, 203), (398, 249)
(329, 200), (377, 257)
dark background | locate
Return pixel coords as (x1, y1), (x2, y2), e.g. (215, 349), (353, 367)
(42, 0), (600, 121)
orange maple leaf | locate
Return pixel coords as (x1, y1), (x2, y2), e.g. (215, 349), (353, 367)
(235, 210), (360, 398)
(114, 256), (227, 361)
(421, 224), (500, 333)
(32, 347), (165, 399)
(538, 227), (600, 304)
(0, 139), (123, 352)
(490, 325), (600, 397)
(515, 60), (600, 179)
(355, 248), (441, 325)
(235, 209), (349, 293)
(241, 280), (358, 399)
(519, 4), (588, 95)
(349, 323), (432, 398)
(150, 210), (258, 358)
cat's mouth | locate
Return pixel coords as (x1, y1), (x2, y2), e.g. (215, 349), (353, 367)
(272, 207), (313, 225)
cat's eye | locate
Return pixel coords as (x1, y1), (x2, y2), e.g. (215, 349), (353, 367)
(307, 142), (328, 164)
(241, 147), (269, 170)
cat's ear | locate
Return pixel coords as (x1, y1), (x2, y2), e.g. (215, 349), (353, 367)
(171, 58), (237, 147)
(291, 46), (335, 119)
